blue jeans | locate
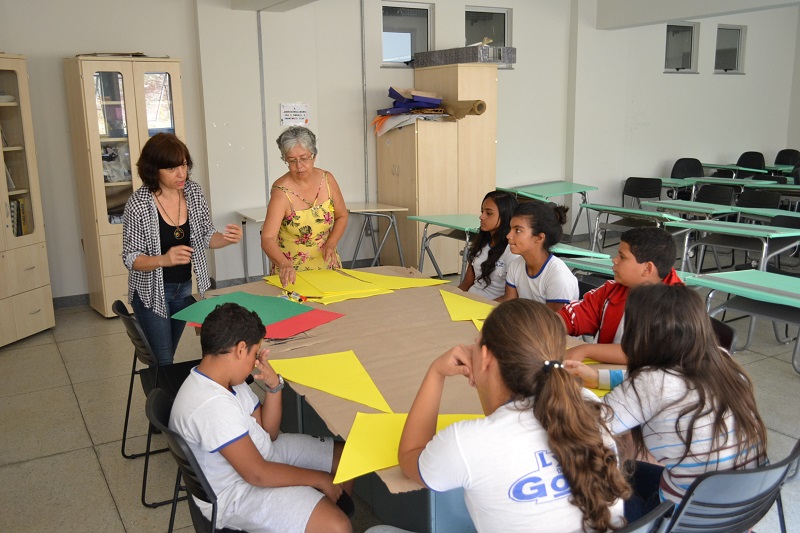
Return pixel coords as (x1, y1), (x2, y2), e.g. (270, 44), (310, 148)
(131, 280), (194, 366)
(624, 460), (666, 523)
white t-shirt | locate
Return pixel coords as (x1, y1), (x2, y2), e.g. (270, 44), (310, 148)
(468, 243), (515, 300)
(506, 254), (579, 304)
(170, 368), (274, 510)
(418, 391), (624, 533)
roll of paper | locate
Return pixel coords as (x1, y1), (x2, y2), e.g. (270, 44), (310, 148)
(443, 100), (486, 119)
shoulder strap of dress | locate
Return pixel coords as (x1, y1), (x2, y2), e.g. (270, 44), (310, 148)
(271, 185), (296, 207)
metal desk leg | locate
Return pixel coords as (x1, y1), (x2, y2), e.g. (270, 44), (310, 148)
(460, 232), (471, 283)
(590, 212), (603, 252)
(241, 219), (249, 282)
(567, 192), (592, 241)
(390, 213), (405, 267)
(680, 230), (694, 273)
(351, 215), (370, 269)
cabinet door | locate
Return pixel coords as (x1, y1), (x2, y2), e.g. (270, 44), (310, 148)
(12, 285), (54, 340)
(377, 126), (418, 266)
(0, 297), (15, 346)
(0, 56), (46, 249)
(131, 61), (185, 141)
(80, 61), (143, 237)
(3, 242), (50, 295)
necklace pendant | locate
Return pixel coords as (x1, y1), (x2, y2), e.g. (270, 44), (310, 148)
(174, 227), (185, 240)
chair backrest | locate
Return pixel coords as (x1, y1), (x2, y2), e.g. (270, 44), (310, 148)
(616, 500), (675, 533)
(662, 438), (800, 533)
(113, 300), (158, 367)
(670, 158), (704, 179)
(622, 177), (662, 208)
(146, 388), (223, 533)
(695, 184), (734, 206)
(736, 189), (781, 209)
(709, 317), (735, 352)
(770, 214), (800, 230)
(793, 164), (800, 186)
(775, 148), (800, 166)
(736, 151), (766, 169)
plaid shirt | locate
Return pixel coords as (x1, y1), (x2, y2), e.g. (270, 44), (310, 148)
(123, 180), (215, 318)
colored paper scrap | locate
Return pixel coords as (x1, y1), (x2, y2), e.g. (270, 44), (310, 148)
(298, 269), (384, 294)
(333, 412), (484, 484)
(264, 275), (326, 298)
(266, 308), (343, 339)
(269, 350), (393, 413)
(172, 291), (311, 325)
(589, 388), (611, 398)
(439, 290), (494, 322)
(340, 269), (450, 290)
(472, 319), (484, 331)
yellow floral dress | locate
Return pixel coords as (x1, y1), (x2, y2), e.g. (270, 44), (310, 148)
(270, 172), (341, 273)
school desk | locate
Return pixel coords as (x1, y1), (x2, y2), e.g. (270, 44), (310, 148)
(656, 177), (694, 198)
(750, 183), (800, 210)
(665, 219), (800, 273)
(562, 256), (691, 281)
(206, 267), (595, 532)
(407, 214), (479, 281)
(237, 207), (269, 280)
(764, 164), (795, 175)
(730, 206), (800, 224)
(684, 270), (800, 374)
(700, 163), (769, 179)
(680, 177), (778, 200)
(580, 203), (683, 251)
(497, 180), (599, 240)
(641, 199), (737, 220)
(347, 203), (408, 268)
(550, 242), (610, 259)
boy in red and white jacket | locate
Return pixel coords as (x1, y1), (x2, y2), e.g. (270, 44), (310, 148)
(559, 227), (683, 364)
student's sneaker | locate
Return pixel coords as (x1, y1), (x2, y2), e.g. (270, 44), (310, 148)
(336, 491), (356, 518)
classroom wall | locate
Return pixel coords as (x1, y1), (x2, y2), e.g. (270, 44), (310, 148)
(789, 8), (800, 149)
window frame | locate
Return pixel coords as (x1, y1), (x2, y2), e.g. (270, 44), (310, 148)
(714, 24), (746, 74)
(465, 6), (512, 47)
(664, 22), (700, 74)
(381, 1), (433, 69)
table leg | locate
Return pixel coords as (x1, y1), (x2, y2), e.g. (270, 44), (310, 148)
(390, 213), (405, 267)
(242, 219), (249, 282)
(368, 213), (397, 267)
(680, 230), (694, 272)
(590, 212), (602, 252)
(459, 232), (471, 283)
(350, 215), (369, 269)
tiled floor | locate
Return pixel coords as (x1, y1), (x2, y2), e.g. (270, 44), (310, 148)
(0, 251), (798, 532)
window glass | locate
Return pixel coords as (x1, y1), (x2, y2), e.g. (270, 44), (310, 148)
(665, 24), (697, 72)
(715, 26), (744, 73)
(382, 3), (430, 65)
(465, 9), (508, 47)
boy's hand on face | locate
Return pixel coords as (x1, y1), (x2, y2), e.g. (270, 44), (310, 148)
(253, 348), (280, 388)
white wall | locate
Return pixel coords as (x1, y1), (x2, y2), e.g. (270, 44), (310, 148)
(790, 8), (800, 148)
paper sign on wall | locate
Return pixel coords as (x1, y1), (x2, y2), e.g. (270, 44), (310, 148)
(280, 103), (309, 126)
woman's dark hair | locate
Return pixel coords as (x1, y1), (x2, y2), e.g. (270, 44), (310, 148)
(136, 133), (193, 192)
(481, 299), (631, 531)
(201, 303), (265, 356)
(467, 191), (518, 286)
(622, 284), (767, 471)
(512, 201), (569, 251)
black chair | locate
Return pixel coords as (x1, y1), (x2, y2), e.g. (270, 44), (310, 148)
(775, 148), (800, 166)
(145, 388), (244, 533)
(669, 157), (704, 200)
(694, 184), (734, 206)
(660, 438), (800, 533)
(709, 316), (735, 352)
(113, 300), (200, 508)
(736, 189), (781, 210)
(617, 500), (675, 533)
(711, 151), (765, 179)
(792, 164), (800, 186)
(599, 177), (663, 248)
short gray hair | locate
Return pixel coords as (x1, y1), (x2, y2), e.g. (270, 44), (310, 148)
(276, 126), (318, 159)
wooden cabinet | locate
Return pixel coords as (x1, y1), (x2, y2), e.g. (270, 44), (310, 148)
(64, 56), (185, 317)
(0, 54), (55, 347)
(377, 120), (460, 275)
(376, 63), (498, 276)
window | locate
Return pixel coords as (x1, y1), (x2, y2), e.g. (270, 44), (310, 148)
(715, 25), (746, 73)
(382, 2), (432, 66)
(664, 23), (699, 73)
(465, 7), (510, 48)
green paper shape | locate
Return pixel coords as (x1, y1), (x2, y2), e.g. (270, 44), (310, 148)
(172, 291), (312, 326)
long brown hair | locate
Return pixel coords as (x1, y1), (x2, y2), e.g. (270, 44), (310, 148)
(481, 299), (630, 531)
(622, 284), (767, 469)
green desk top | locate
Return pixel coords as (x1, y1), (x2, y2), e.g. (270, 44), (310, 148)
(408, 214), (480, 232)
(581, 203), (683, 222)
(700, 163), (769, 174)
(640, 200), (736, 216)
(765, 164), (795, 173)
(562, 257), (614, 276)
(664, 218), (800, 238)
(748, 183), (800, 193)
(682, 177), (778, 187)
(730, 207), (800, 222)
(550, 243), (610, 259)
(657, 177), (695, 187)
(499, 180), (598, 199)
(684, 270), (800, 308)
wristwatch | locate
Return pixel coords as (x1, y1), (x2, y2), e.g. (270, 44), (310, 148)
(265, 374), (284, 394)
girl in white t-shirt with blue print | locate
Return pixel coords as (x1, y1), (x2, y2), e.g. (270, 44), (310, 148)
(458, 191), (518, 301)
(398, 299), (630, 533)
(502, 201), (578, 311)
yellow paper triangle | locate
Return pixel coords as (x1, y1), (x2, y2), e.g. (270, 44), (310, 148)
(269, 350), (393, 413)
(439, 289), (494, 321)
(298, 269), (384, 294)
(263, 275), (326, 298)
(472, 319), (484, 331)
(588, 387), (610, 398)
(333, 412), (484, 483)
(340, 269), (450, 290)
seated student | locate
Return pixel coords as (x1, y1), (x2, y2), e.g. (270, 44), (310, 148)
(398, 299), (630, 533)
(560, 226), (682, 364)
(564, 284), (767, 520)
(169, 302), (353, 533)
(501, 201), (579, 311)
(458, 191), (518, 300)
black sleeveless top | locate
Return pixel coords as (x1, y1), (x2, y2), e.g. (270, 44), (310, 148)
(158, 212), (191, 283)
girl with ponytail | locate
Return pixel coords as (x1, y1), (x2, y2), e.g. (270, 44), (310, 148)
(399, 299), (630, 532)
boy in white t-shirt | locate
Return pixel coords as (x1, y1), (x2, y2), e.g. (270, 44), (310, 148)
(169, 302), (353, 533)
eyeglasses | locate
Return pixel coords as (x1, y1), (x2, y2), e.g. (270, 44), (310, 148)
(285, 155), (315, 167)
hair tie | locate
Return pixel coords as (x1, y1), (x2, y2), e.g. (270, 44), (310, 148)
(542, 360), (563, 374)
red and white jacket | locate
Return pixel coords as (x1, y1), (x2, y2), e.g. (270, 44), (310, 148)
(558, 269), (683, 344)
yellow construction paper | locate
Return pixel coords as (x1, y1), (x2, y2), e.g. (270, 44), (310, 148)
(315, 288), (393, 305)
(298, 269), (383, 294)
(269, 350), (393, 413)
(589, 388), (610, 398)
(340, 269), (450, 290)
(333, 412), (484, 483)
(439, 290), (494, 322)
(472, 319), (484, 331)
(263, 275), (326, 298)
